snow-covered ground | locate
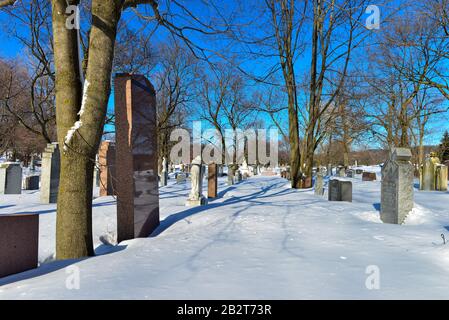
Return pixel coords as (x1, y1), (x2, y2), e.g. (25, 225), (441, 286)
(1, 166), (449, 299)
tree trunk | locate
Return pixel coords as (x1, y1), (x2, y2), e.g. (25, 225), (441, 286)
(53, 0), (121, 259)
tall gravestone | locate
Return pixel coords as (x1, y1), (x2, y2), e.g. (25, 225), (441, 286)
(186, 156), (207, 206)
(381, 148), (414, 224)
(115, 74), (160, 242)
(41, 143), (60, 203)
(99, 141), (116, 196)
(208, 163), (218, 199)
(0, 163), (22, 194)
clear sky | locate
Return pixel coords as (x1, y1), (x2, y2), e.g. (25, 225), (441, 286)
(0, 0), (448, 148)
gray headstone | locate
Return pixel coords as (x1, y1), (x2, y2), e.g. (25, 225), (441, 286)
(40, 143), (60, 204)
(0, 163), (22, 194)
(381, 148), (414, 224)
(314, 173), (324, 196)
(24, 175), (40, 190)
(328, 178), (352, 202)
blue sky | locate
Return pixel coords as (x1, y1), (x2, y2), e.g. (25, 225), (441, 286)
(0, 1), (448, 147)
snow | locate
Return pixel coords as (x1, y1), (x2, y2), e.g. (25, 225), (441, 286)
(1, 168), (449, 299)
(63, 80), (89, 152)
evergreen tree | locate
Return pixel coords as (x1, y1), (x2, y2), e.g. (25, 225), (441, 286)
(439, 131), (449, 161)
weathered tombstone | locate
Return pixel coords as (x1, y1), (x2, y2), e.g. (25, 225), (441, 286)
(436, 164), (448, 191)
(99, 141), (116, 197)
(362, 171), (377, 181)
(40, 143), (60, 204)
(208, 163), (218, 199)
(115, 74), (160, 242)
(328, 179), (352, 202)
(0, 163), (22, 194)
(314, 172), (324, 196)
(186, 156), (207, 206)
(0, 214), (39, 278)
(420, 152), (440, 190)
(160, 157), (168, 187)
(381, 148), (414, 224)
(338, 166), (345, 177)
(23, 175), (40, 190)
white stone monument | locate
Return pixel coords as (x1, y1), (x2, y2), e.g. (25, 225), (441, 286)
(186, 156), (207, 206)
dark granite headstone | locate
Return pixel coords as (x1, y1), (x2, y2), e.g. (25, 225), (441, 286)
(208, 163), (218, 199)
(115, 74), (160, 242)
(0, 214), (39, 278)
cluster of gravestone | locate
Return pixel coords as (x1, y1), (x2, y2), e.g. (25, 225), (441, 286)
(312, 148), (449, 225)
(419, 152), (448, 192)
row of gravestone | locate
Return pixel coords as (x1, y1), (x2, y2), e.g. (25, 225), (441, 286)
(314, 148), (426, 225)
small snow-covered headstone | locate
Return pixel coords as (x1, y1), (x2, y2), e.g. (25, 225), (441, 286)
(328, 178), (352, 202)
(186, 156), (207, 206)
(381, 148), (414, 224)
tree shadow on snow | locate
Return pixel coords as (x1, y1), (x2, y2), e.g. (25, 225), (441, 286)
(151, 180), (310, 237)
(0, 244), (127, 287)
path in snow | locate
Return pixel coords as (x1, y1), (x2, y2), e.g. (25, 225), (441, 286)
(1, 171), (449, 299)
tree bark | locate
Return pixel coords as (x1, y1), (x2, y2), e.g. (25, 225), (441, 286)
(53, 0), (121, 259)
